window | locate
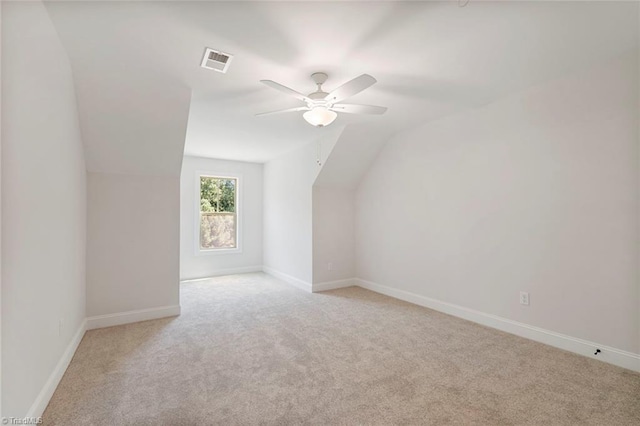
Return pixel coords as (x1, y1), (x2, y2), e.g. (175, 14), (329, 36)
(198, 175), (239, 252)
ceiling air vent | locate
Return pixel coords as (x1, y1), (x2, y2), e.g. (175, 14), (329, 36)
(200, 48), (233, 73)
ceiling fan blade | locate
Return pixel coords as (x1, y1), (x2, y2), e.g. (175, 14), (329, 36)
(260, 80), (311, 102)
(331, 104), (387, 115)
(325, 74), (377, 103)
(255, 106), (310, 116)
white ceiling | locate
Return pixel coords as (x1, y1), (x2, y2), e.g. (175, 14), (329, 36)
(43, 1), (638, 171)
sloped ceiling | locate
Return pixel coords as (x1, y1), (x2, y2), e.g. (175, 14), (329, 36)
(43, 1), (638, 175)
(314, 123), (398, 189)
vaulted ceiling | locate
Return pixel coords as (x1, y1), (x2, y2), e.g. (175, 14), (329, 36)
(43, 1), (639, 174)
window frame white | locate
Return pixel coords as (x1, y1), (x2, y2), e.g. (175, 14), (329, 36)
(195, 171), (243, 256)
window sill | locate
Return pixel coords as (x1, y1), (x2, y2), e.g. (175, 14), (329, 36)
(196, 247), (243, 256)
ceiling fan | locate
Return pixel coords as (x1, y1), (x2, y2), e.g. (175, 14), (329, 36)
(256, 72), (387, 127)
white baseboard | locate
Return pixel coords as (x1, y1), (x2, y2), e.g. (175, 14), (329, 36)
(263, 266), (312, 293)
(180, 265), (264, 283)
(27, 319), (87, 418)
(312, 278), (356, 292)
(356, 278), (640, 373)
(86, 305), (181, 330)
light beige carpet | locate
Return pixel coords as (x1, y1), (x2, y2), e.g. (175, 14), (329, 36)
(43, 273), (640, 425)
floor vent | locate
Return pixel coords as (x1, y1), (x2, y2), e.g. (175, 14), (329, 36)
(201, 48), (233, 73)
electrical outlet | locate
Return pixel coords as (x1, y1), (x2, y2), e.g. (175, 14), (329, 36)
(327, 262), (333, 271)
(520, 292), (530, 306)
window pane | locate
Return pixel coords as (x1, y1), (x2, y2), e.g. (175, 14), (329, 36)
(200, 213), (236, 249)
(200, 176), (237, 249)
(200, 177), (235, 213)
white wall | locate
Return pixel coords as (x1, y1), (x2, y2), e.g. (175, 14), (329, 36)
(263, 143), (317, 285)
(356, 51), (639, 354)
(87, 173), (179, 316)
(1, 1), (86, 416)
(310, 123), (396, 288)
(312, 187), (355, 284)
(180, 156), (263, 280)
(1, 2), (4, 416)
(263, 129), (344, 287)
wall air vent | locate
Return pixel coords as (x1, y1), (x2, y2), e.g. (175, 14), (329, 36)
(200, 48), (233, 73)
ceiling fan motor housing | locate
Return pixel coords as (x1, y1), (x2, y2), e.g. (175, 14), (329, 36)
(308, 91), (330, 104)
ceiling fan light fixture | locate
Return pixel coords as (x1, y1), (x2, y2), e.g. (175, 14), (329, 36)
(303, 106), (337, 127)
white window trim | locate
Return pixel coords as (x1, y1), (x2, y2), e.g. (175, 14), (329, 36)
(195, 171), (243, 256)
